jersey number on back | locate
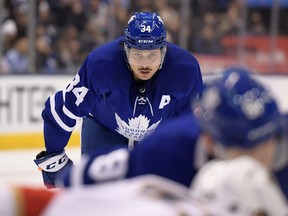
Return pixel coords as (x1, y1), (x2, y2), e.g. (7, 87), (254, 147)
(88, 149), (129, 181)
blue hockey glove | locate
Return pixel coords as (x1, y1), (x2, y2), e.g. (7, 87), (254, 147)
(34, 150), (73, 189)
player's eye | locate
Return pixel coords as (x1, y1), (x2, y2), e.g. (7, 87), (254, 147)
(133, 52), (142, 59)
(148, 53), (159, 60)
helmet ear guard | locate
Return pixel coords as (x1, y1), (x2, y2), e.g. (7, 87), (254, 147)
(124, 12), (167, 50)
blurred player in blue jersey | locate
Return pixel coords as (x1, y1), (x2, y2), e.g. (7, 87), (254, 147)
(34, 12), (203, 188)
(57, 67), (288, 202)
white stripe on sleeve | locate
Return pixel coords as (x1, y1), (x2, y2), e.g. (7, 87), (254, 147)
(63, 105), (80, 120)
(50, 94), (74, 132)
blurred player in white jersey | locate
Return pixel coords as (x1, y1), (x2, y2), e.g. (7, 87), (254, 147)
(42, 175), (209, 216)
(192, 156), (288, 216)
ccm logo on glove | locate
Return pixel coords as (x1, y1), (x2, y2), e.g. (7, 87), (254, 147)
(37, 151), (69, 172)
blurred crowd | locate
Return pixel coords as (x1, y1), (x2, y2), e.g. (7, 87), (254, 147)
(0, 0), (287, 74)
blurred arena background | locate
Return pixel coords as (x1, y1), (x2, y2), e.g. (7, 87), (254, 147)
(0, 0), (288, 186)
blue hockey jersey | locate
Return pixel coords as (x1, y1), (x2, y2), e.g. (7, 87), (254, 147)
(60, 114), (207, 187)
(42, 37), (203, 153)
(60, 113), (288, 200)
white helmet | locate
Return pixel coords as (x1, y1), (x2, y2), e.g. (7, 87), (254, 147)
(191, 156), (288, 216)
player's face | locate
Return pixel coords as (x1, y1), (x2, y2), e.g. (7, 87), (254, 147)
(127, 48), (162, 81)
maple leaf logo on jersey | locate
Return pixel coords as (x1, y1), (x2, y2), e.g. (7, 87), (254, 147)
(115, 113), (161, 141)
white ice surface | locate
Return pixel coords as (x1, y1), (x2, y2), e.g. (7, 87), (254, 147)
(0, 147), (80, 187)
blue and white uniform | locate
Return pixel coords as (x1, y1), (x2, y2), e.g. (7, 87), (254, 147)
(42, 37), (203, 154)
(59, 114), (207, 188)
(34, 12), (204, 189)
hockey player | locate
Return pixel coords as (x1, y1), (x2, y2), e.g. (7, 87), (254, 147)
(56, 67), (288, 201)
(34, 12), (203, 188)
(193, 68), (288, 198)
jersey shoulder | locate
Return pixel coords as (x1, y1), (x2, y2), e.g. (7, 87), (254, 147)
(82, 37), (131, 89)
(158, 43), (203, 95)
(88, 37), (125, 61)
(165, 42), (199, 65)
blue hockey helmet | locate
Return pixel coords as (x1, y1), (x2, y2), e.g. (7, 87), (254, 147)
(193, 67), (285, 148)
(124, 12), (167, 50)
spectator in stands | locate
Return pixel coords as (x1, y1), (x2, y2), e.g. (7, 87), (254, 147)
(193, 24), (222, 54)
(154, 0), (181, 44)
(5, 36), (29, 74)
(248, 11), (267, 35)
(107, 0), (130, 39)
(83, 0), (109, 46)
(0, 19), (18, 53)
(218, 0), (241, 36)
(56, 25), (85, 72)
(36, 35), (58, 74)
(192, 11), (222, 54)
(66, 0), (88, 33)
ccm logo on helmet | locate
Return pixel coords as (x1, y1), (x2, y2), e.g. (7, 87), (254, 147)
(138, 40), (154, 44)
